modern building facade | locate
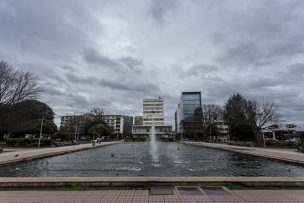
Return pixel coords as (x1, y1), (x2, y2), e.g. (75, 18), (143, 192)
(60, 113), (125, 136)
(132, 97), (172, 140)
(134, 116), (143, 125)
(175, 92), (203, 140)
(123, 116), (133, 137)
(143, 98), (164, 125)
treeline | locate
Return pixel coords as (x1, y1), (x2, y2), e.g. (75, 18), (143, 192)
(58, 115), (115, 141)
(203, 93), (279, 145)
(0, 61), (57, 142)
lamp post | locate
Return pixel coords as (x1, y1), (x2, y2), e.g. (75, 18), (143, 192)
(257, 113), (266, 148)
(38, 115), (44, 148)
(262, 129), (266, 148)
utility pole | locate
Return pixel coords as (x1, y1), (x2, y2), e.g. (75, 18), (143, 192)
(38, 116), (44, 148)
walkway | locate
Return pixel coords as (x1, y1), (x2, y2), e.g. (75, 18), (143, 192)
(0, 189), (304, 202)
(184, 141), (304, 165)
(0, 141), (121, 166)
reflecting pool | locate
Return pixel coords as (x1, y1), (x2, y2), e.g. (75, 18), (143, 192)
(1, 142), (304, 177)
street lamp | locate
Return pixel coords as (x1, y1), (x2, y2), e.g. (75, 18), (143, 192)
(38, 115), (44, 148)
(257, 113), (266, 148)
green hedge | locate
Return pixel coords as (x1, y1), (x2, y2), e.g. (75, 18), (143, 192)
(5, 138), (52, 147)
(265, 140), (297, 148)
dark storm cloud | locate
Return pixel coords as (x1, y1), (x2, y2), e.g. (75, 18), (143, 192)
(0, 1), (101, 54)
(82, 48), (143, 73)
(216, 0), (304, 68)
(1, 0), (304, 127)
(99, 79), (160, 93)
(63, 71), (160, 94)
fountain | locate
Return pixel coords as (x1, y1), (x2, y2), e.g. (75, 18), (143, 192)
(150, 122), (160, 167)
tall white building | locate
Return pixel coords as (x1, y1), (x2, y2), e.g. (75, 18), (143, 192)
(143, 98), (164, 125)
(132, 97), (172, 139)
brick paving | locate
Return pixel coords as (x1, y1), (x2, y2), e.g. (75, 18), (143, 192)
(0, 189), (304, 202)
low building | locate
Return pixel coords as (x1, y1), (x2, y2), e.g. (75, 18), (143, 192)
(216, 121), (229, 142)
(262, 127), (297, 141)
(60, 113), (125, 138)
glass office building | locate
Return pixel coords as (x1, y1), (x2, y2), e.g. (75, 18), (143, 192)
(175, 92), (203, 139)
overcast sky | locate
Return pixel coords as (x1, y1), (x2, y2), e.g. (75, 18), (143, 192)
(1, 0), (304, 128)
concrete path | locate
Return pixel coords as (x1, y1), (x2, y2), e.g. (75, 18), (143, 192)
(1, 177), (304, 187)
(0, 141), (121, 166)
(0, 189), (304, 202)
(184, 141), (304, 165)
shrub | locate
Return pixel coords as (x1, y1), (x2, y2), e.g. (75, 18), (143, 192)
(265, 140), (297, 148)
(5, 138), (52, 147)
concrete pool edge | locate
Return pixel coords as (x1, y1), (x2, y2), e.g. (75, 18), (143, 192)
(0, 177), (304, 187)
(0, 141), (122, 166)
(183, 141), (304, 166)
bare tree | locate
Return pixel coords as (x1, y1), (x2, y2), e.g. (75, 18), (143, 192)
(0, 61), (41, 105)
(202, 104), (223, 141)
(250, 99), (280, 146)
(254, 99), (279, 131)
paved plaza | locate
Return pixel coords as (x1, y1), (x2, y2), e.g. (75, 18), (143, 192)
(0, 189), (304, 202)
(0, 141), (121, 166)
(185, 141), (304, 165)
(1, 142), (304, 202)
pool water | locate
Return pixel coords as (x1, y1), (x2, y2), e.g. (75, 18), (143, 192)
(1, 142), (304, 177)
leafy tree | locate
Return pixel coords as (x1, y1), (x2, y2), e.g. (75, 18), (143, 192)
(89, 124), (108, 137)
(223, 93), (279, 145)
(223, 93), (256, 142)
(55, 130), (73, 141)
(83, 117), (107, 135)
(13, 119), (56, 136)
(0, 100), (56, 139)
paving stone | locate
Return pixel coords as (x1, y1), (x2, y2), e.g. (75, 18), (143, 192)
(201, 186), (231, 195)
(176, 186), (204, 195)
(150, 186), (173, 195)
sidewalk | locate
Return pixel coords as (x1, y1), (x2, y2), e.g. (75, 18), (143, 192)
(0, 189), (303, 202)
(184, 141), (304, 165)
(0, 141), (121, 166)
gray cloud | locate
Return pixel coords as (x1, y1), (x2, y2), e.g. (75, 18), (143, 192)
(185, 64), (220, 77)
(119, 56), (143, 71)
(287, 63), (304, 75)
(1, 0), (304, 128)
(147, 0), (179, 26)
(99, 79), (159, 93)
(217, 42), (268, 66)
(0, 1), (102, 56)
(83, 48), (120, 68)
